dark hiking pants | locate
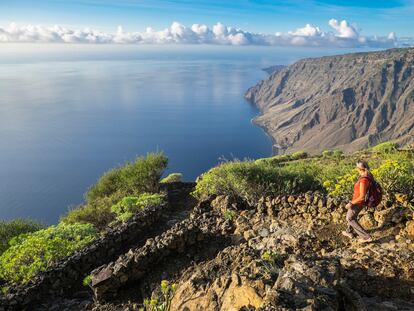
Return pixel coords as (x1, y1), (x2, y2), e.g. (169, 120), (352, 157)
(346, 205), (370, 239)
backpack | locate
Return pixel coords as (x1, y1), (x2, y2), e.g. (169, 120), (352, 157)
(361, 175), (383, 207)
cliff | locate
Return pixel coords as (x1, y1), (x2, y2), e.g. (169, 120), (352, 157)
(246, 48), (414, 154)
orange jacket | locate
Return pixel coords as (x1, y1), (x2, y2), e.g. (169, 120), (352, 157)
(351, 176), (370, 206)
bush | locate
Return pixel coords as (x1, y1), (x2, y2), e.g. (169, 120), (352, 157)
(254, 154), (291, 166)
(66, 152), (168, 230)
(86, 152), (168, 203)
(161, 173), (183, 183)
(371, 159), (414, 197)
(333, 150), (344, 158)
(290, 151), (308, 160)
(372, 141), (398, 153)
(111, 193), (166, 222)
(0, 223), (97, 285)
(193, 160), (321, 205)
(60, 193), (122, 230)
(322, 150), (334, 158)
(0, 219), (44, 255)
(323, 171), (359, 197)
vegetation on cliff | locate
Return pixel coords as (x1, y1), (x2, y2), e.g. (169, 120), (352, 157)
(0, 219), (44, 255)
(0, 223), (97, 285)
(61, 152), (168, 229)
(0, 152), (169, 289)
(194, 142), (414, 206)
(0, 143), (413, 296)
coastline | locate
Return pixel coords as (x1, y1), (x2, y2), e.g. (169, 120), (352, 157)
(250, 115), (280, 156)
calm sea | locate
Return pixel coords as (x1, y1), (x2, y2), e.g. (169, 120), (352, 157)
(0, 44), (369, 223)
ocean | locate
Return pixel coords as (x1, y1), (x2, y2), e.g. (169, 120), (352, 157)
(0, 44), (368, 223)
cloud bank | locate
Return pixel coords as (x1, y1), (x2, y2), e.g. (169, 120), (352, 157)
(0, 19), (403, 48)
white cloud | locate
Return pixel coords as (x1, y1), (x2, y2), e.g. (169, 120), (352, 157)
(289, 24), (322, 37)
(328, 19), (359, 39)
(0, 20), (405, 48)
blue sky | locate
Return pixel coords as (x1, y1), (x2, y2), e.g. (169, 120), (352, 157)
(1, 0), (413, 36)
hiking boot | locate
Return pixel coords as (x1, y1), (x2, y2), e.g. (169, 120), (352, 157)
(341, 231), (355, 239)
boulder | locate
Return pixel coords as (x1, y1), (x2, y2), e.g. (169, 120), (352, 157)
(405, 221), (414, 239)
(359, 213), (377, 229)
(263, 256), (341, 310)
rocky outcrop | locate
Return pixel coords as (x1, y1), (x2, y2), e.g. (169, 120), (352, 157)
(0, 205), (165, 310)
(0, 182), (196, 311)
(91, 201), (235, 303)
(2, 189), (414, 310)
(245, 48), (414, 154)
(167, 194), (414, 311)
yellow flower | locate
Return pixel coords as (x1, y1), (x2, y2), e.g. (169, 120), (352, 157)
(161, 280), (169, 290)
(171, 283), (178, 292)
(396, 193), (408, 203)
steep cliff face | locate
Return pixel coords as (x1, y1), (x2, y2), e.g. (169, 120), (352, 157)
(246, 48), (414, 154)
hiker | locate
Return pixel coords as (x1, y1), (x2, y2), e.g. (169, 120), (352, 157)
(341, 160), (374, 242)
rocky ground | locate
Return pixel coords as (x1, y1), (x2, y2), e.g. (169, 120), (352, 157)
(4, 185), (414, 311)
(4, 188), (414, 311)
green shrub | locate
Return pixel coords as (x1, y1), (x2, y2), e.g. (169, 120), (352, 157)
(372, 141), (398, 153)
(111, 193), (166, 222)
(193, 160), (321, 205)
(290, 151), (308, 160)
(60, 195), (120, 230)
(223, 210), (237, 220)
(82, 274), (92, 287)
(322, 150), (334, 158)
(62, 152), (168, 230)
(259, 251), (284, 278)
(255, 154), (291, 166)
(323, 171), (359, 197)
(86, 152), (168, 203)
(371, 159), (414, 197)
(0, 219), (44, 255)
(161, 173), (183, 183)
(333, 150), (344, 158)
(0, 223), (97, 285)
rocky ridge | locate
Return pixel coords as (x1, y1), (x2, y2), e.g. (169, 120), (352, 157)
(245, 48), (414, 154)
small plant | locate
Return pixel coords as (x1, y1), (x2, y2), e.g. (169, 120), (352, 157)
(111, 193), (166, 222)
(160, 173), (183, 183)
(82, 274), (92, 287)
(322, 150), (334, 158)
(258, 251), (283, 278)
(333, 150), (344, 158)
(1, 286), (9, 296)
(223, 209), (237, 220)
(142, 280), (178, 311)
(255, 154), (291, 165)
(291, 151), (308, 160)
